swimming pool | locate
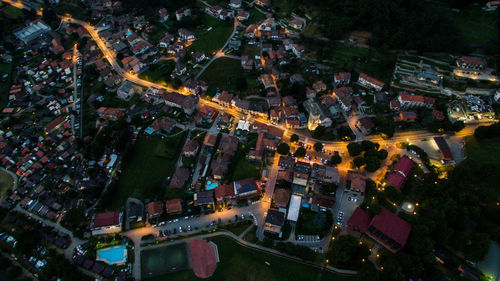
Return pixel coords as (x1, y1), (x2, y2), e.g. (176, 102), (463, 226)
(96, 245), (128, 266)
(206, 181), (218, 190)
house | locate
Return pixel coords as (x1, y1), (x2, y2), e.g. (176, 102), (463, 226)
(183, 139), (200, 157)
(273, 188), (291, 209)
(386, 156), (413, 191)
(291, 44), (305, 57)
(178, 28), (196, 41)
(229, 0), (242, 9)
(165, 198), (183, 214)
(398, 94), (435, 109)
(127, 201), (144, 222)
(311, 195), (335, 211)
(233, 178), (259, 198)
(117, 80), (134, 100)
(149, 117), (176, 133)
(159, 33), (174, 48)
(193, 52), (206, 63)
(347, 207), (371, 233)
(333, 87), (353, 111)
(334, 72), (351, 85)
(256, 0), (271, 7)
(346, 171), (366, 195)
(289, 19), (304, 30)
(312, 81), (327, 93)
(456, 56), (487, 71)
(91, 211), (122, 235)
(358, 73), (384, 91)
(264, 209), (285, 235)
(357, 117), (374, 135)
(236, 10), (250, 21)
(259, 74), (275, 89)
(43, 116), (67, 133)
(175, 8), (191, 21)
(147, 201), (163, 219)
(203, 134), (217, 147)
(159, 8), (169, 22)
(278, 155), (295, 171)
(367, 208), (411, 253)
(169, 167), (190, 189)
(195, 190), (215, 206)
(213, 91), (234, 107)
(51, 38), (64, 53)
(215, 184), (235, 202)
(398, 111), (417, 122)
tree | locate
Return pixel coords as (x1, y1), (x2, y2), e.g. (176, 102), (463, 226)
(277, 143), (290, 155)
(290, 134), (299, 143)
(378, 149), (388, 160)
(0, 257), (11, 269)
(365, 156), (381, 172)
(464, 232), (491, 262)
(295, 147), (307, 158)
(347, 142), (363, 157)
(5, 265), (22, 281)
(361, 140), (376, 151)
(331, 154), (342, 166)
(353, 156), (366, 168)
(328, 235), (370, 269)
(314, 142), (323, 152)
(235, 76), (248, 91)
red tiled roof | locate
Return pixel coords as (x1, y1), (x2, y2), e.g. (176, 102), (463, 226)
(369, 208), (411, 247)
(147, 201), (163, 217)
(359, 73), (385, 88)
(386, 173), (406, 190)
(394, 157), (413, 177)
(214, 184), (235, 200)
(165, 198), (182, 214)
(92, 211), (121, 228)
(348, 207), (371, 232)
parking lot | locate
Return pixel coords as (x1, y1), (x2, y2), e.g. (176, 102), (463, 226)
(334, 188), (364, 227)
(295, 234), (321, 243)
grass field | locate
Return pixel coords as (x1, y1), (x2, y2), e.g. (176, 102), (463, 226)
(0, 62), (13, 109)
(141, 243), (190, 279)
(110, 133), (186, 209)
(229, 157), (261, 181)
(190, 15), (233, 55)
(199, 57), (243, 95)
(138, 60), (175, 84)
(0, 170), (14, 199)
(465, 137), (500, 166)
(146, 236), (354, 281)
(1, 5), (24, 19)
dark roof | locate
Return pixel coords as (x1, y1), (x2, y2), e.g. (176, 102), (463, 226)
(92, 211), (121, 228)
(265, 209), (285, 226)
(369, 208), (411, 247)
(165, 198), (182, 214)
(169, 167), (190, 189)
(273, 188), (291, 208)
(347, 207), (371, 232)
(433, 137), (453, 159)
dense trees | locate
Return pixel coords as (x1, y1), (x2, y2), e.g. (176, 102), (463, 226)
(316, 0), (459, 52)
(474, 123), (500, 139)
(313, 142), (323, 152)
(330, 154), (342, 166)
(294, 147), (306, 158)
(328, 235), (370, 270)
(290, 134), (299, 143)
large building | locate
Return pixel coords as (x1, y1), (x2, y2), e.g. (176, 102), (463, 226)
(348, 207), (411, 253)
(14, 20), (51, 44)
(91, 211), (123, 235)
(385, 157), (413, 191)
(303, 98), (332, 131)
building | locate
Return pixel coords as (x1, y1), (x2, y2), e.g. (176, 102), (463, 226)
(165, 198), (183, 214)
(334, 72), (351, 85)
(273, 188), (291, 209)
(14, 20), (51, 44)
(303, 98), (332, 131)
(147, 201), (164, 219)
(287, 195), (301, 224)
(233, 178), (259, 199)
(195, 190), (215, 206)
(347, 207), (371, 233)
(169, 167), (190, 189)
(203, 133), (218, 147)
(433, 137), (453, 161)
(386, 156), (413, 191)
(117, 81), (134, 100)
(229, 0), (242, 9)
(183, 139), (200, 157)
(398, 111), (417, 122)
(357, 117), (374, 135)
(333, 87), (353, 111)
(398, 94), (436, 109)
(91, 211), (122, 235)
(456, 56), (487, 72)
(358, 73), (384, 91)
(278, 155), (295, 171)
(346, 171), (366, 195)
(215, 184), (235, 203)
(159, 8), (169, 22)
(367, 208), (411, 253)
(264, 209), (285, 236)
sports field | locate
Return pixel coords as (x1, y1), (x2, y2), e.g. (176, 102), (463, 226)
(141, 243), (190, 279)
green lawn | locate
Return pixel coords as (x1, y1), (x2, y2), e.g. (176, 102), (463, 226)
(110, 133), (187, 209)
(146, 236), (354, 281)
(435, 4), (498, 47)
(199, 57), (243, 95)
(229, 157), (261, 181)
(138, 60), (175, 84)
(220, 220), (253, 236)
(141, 243), (190, 279)
(1, 5), (24, 19)
(465, 137), (500, 166)
(0, 170), (14, 199)
(247, 8), (266, 24)
(190, 15), (233, 55)
(0, 62), (13, 109)
(241, 44), (260, 57)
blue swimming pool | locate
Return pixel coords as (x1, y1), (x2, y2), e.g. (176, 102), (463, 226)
(206, 181), (218, 190)
(96, 245), (127, 266)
